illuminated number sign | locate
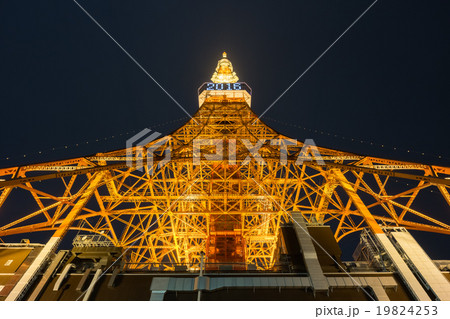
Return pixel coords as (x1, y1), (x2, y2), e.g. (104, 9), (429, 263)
(198, 82), (252, 96)
(206, 83), (242, 90)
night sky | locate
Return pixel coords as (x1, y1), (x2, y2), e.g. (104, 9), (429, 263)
(0, 1), (449, 260)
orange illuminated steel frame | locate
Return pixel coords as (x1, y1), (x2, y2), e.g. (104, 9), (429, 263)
(0, 53), (450, 272)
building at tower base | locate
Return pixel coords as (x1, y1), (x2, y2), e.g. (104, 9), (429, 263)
(1, 223), (449, 301)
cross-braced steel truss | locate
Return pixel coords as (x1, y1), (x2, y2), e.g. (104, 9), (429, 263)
(1, 99), (449, 270)
(1, 52), (450, 271)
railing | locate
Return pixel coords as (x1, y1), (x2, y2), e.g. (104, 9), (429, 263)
(123, 261), (293, 273)
(72, 234), (114, 247)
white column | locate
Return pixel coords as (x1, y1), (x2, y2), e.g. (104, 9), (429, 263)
(6, 237), (60, 301)
(375, 233), (430, 301)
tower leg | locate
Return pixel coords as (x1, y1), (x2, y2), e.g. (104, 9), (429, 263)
(291, 212), (329, 292)
(197, 252), (205, 301)
(334, 171), (430, 301)
(386, 228), (450, 301)
(375, 233), (430, 301)
(5, 172), (105, 301)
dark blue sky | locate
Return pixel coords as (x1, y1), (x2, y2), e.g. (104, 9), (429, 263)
(0, 1), (449, 259)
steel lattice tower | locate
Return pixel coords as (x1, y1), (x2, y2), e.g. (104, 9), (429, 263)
(1, 53), (450, 299)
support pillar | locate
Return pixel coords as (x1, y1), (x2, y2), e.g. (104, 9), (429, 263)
(6, 172), (105, 301)
(334, 170), (430, 301)
(197, 251), (205, 301)
(291, 212), (328, 292)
